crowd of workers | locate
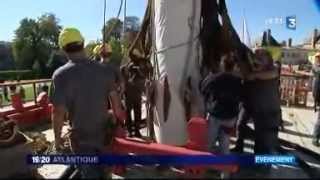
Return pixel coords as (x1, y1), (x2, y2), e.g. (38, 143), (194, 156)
(0, 26), (319, 178)
(49, 27), (283, 178)
(201, 49), (282, 157)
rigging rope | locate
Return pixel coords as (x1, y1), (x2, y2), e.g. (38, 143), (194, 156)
(103, 0), (124, 42)
(103, 0), (107, 43)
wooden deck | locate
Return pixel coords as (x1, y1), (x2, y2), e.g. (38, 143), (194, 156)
(280, 92), (320, 155)
(281, 107), (318, 152)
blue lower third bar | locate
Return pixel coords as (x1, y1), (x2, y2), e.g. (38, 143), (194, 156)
(27, 155), (296, 166)
(27, 155), (252, 165)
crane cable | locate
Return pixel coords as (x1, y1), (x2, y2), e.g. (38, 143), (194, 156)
(103, 0), (107, 43)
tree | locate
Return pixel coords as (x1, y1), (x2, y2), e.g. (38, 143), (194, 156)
(109, 37), (123, 66)
(121, 16), (140, 54)
(38, 13), (62, 49)
(0, 42), (15, 70)
(13, 18), (38, 69)
(125, 16), (140, 32)
(46, 50), (68, 76)
(12, 13), (62, 78)
(102, 18), (123, 42)
(265, 46), (282, 61)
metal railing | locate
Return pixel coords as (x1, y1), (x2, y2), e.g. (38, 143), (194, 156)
(280, 72), (312, 107)
(0, 79), (52, 106)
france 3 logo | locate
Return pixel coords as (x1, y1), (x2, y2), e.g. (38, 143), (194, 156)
(286, 16), (296, 30)
(265, 16), (296, 30)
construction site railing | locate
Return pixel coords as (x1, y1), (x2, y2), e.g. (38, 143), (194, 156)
(280, 71), (312, 107)
(0, 79), (52, 106)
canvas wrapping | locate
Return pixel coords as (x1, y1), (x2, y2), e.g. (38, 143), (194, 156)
(151, 0), (202, 145)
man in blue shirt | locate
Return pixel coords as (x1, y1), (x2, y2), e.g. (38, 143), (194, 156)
(51, 28), (126, 178)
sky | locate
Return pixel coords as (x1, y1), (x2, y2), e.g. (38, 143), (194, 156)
(226, 0), (320, 45)
(0, 0), (320, 45)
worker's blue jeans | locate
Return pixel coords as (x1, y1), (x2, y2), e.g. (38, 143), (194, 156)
(207, 115), (237, 154)
(235, 105), (251, 149)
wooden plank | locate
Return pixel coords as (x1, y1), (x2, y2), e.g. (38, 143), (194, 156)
(280, 106), (320, 154)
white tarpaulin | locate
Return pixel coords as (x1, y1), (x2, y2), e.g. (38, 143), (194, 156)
(152, 0), (202, 146)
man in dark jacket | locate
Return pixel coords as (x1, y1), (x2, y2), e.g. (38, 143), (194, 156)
(312, 52), (320, 146)
(201, 53), (242, 155)
(244, 48), (281, 155)
(122, 61), (147, 137)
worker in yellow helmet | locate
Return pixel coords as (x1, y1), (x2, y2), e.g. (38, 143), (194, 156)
(94, 43), (125, 98)
(93, 43), (113, 63)
(91, 45), (99, 61)
(92, 44), (111, 61)
(52, 27), (126, 178)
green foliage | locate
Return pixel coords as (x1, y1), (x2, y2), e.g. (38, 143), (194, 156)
(99, 16), (140, 64)
(46, 50), (68, 76)
(103, 18), (123, 42)
(38, 13), (62, 49)
(0, 70), (35, 81)
(32, 61), (41, 78)
(2, 85), (36, 106)
(265, 46), (282, 61)
(308, 51), (320, 65)
(109, 37), (123, 66)
(124, 16), (141, 32)
(12, 13), (62, 78)
(0, 42), (15, 70)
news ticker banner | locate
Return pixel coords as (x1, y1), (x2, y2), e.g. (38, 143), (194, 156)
(27, 155), (297, 166)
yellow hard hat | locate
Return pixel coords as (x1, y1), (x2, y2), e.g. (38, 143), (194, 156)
(93, 43), (112, 55)
(58, 27), (84, 49)
(93, 45), (101, 55)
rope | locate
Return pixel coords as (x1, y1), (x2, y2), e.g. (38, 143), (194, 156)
(103, 0), (107, 43)
(153, 36), (199, 54)
(103, 0), (124, 42)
